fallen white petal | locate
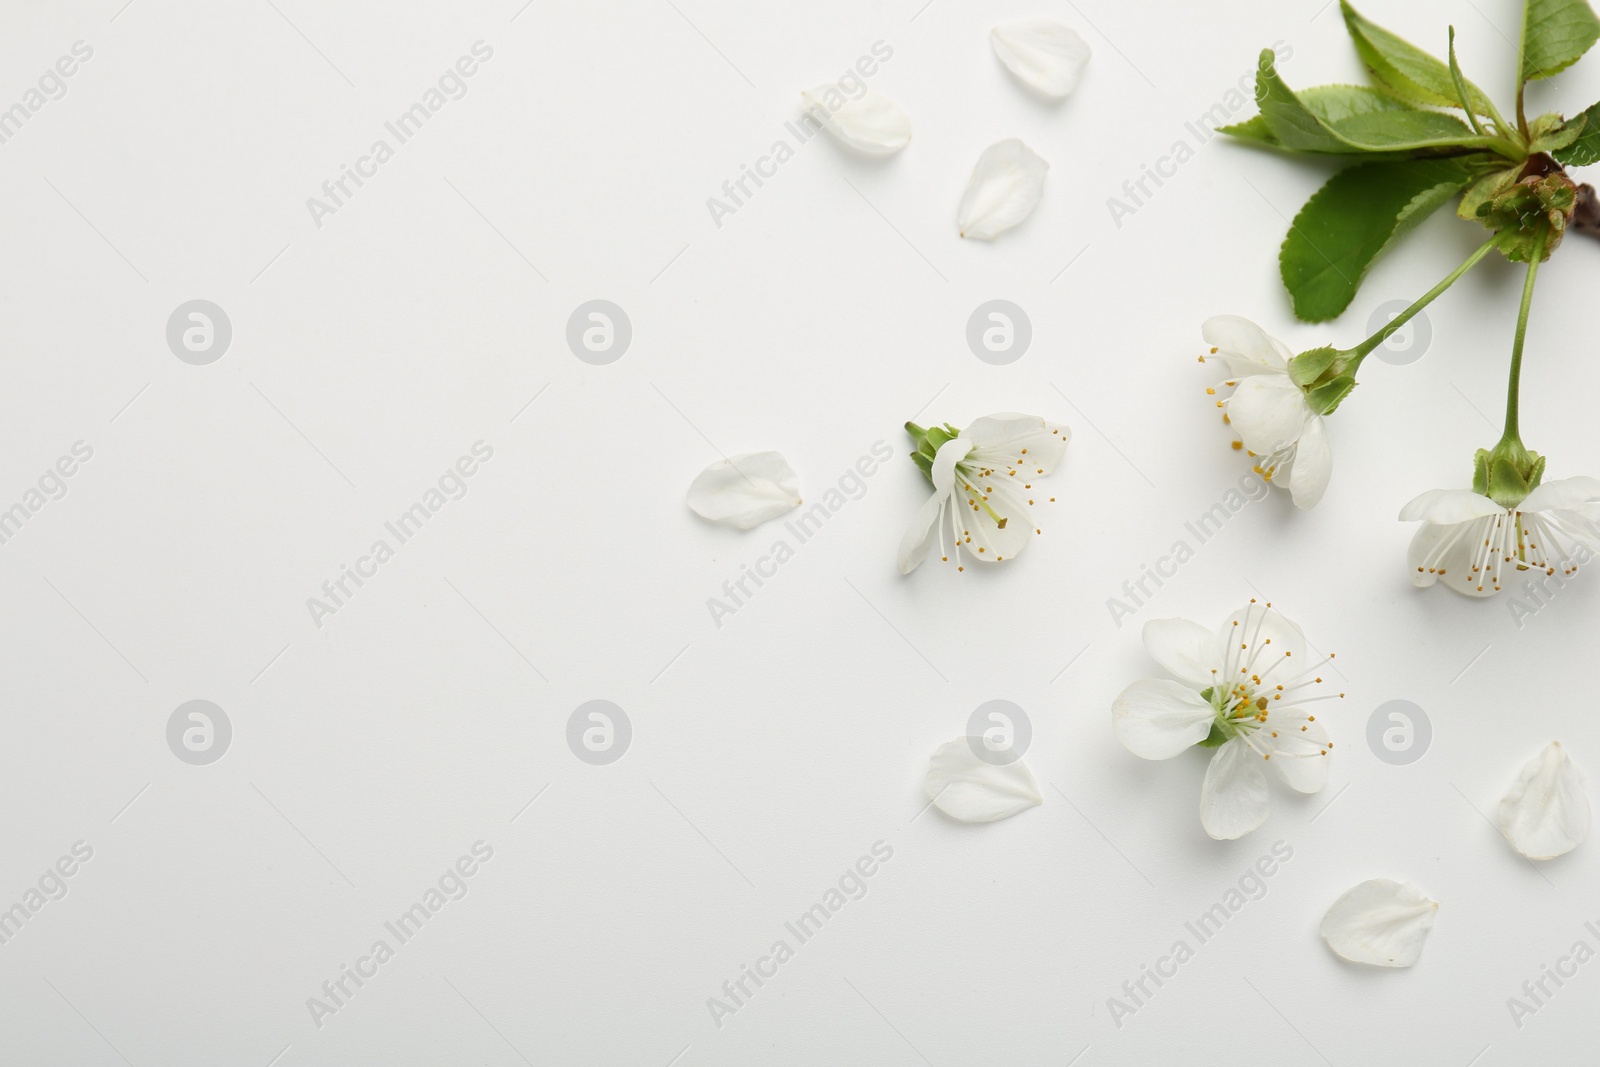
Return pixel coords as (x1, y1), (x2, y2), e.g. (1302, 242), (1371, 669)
(686, 452), (801, 529)
(990, 18), (1091, 99)
(925, 739), (1042, 822)
(799, 85), (911, 156)
(1499, 742), (1591, 860)
(957, 139), (1048, 240)
(1320, 878), (1437, 968)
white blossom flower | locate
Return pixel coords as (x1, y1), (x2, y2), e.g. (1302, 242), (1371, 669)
(1112, 601), (1340, 840)
(687, 452), (801, 529)
(1499, 741), (1591, 860)
(924, 738), (1042, 822)
(957, 139), (1048, 240)
(799, 84), (911, 156)
(1320, 878), (1437, 968)
(1399, 477), (1600, 595)
(989, 18), (1091, 99)
(1201, 316), (1332, 509)
(898, 413), (1069, 574)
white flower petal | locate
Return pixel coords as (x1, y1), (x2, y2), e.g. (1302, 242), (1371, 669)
(1499, 741), (1591, 860)
(957, 139), (1048, 241)
(1270, 716), (1331, 794)
(1398, 487), (1502, 525)
(1201, 315), (1292, 374)
(1200, 738), (1271, 839)
(963, 413), (1070, 475)
(800, 85), (911, 156)
(687, 451), (801, 529)
(1519, 475), (1600, 514)
(1320, 878), (1437, 968)
(989, 18), (1091, 100)
(1213, 603), (1307, 672)
(957, 470), (1033, 563)
(1285, 416), (1331, 509)
(1141, 618), (1217, 688)
(925, 739), (1042, 822)
(896, 491), (947, 575)
(897, 437), (971, 574)
(1227, 373), (1307, 457)
(1112, 678), (1215, 760)
(1404, 520), (1497, 596)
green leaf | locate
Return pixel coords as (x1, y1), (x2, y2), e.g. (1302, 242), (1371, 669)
(1279, 158), (1480, 321)
(1253, 52), (1492, 155)
(1341, 1), (1496, 114)
(1218, 114), (1280, 146)
(1520, 0), (1600, 82)
(1555, 101), (1600, 164)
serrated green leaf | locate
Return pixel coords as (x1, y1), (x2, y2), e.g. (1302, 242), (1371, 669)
(1341, 1), (1497, 115)
(1254, 52), (1496, 155)
(1279, 158), (1479, 321)
(1218, 114), (1279, 146)
(1521, 0), (1600, 82)
(1555, 101), (1600, 164)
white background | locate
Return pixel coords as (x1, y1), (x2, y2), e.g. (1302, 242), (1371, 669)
(2, 0), (1599, 1063)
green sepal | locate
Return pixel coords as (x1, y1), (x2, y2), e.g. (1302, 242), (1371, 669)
(1480, 168), (1577, 260)
(1458, 165), (1521, 221)
(1472, 448), (1491, 495)
(1306, 377), (1358, 415)
(1288, 345), (1341, 386)
(1197, 721), (1230, 748)
(1488, 455), (1532, 506)
(904, 420), (967, 485)
(1478, 438), (1547, 507)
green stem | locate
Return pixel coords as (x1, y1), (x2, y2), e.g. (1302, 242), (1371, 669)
(1348, 233), (1506, 365)
(1499, 227), (1549, 446)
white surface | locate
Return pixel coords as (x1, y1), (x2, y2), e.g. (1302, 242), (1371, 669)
(2, 0), (1599, 1063)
